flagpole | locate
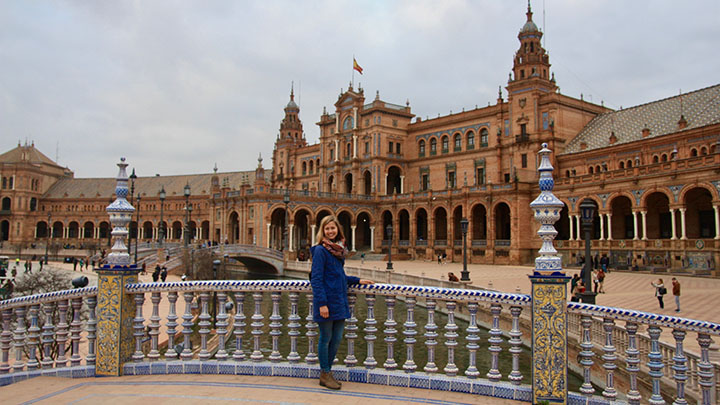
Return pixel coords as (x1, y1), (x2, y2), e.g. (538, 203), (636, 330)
(351, 55), (355, 87)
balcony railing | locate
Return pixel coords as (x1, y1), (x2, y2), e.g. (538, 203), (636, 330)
(1, 280), (719, 404)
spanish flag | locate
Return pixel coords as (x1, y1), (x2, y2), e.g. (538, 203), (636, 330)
(353, 58), (363, 74)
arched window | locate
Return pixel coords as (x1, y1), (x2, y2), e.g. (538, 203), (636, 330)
(596, 165), (601, 173)
(480, 128), (489, 146)
(343, 116), (354, 130)
(619, 161), (625, 169)
(661, 154), (668, 162)
(309, 160), (314, 174)
(441, 135), (449, 153)
(700, 147), (708, 155)
(588, 166), (594, 174)
(627, 160), (632, 168)
(430, 138), (437, 155)
(1, 178), (5, 189)
(466, 131), (475, 149)
(690, 148), (698, 157)
(453, 133), (461, 151)
(302, 162), (307, 175)
(418, 140), (426, 157)
(346, 142), (352, 158)
(30, 198), (37, 211)
(565, 170), (570, 177)
(653, 155), (659, 163)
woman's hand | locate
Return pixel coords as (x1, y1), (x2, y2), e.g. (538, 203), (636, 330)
(319, 305), (329, 318)
(359, 279), (374, 285)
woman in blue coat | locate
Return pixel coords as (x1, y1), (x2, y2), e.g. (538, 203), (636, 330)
(310, 215), (373, 390)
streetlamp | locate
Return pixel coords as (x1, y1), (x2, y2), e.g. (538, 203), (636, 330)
(188, 203), (194, 277)
(460, 217), (470, 282)
(44, 212), (51, 265)
(134, 195), (141, 265)
(183, 183), (191, 249)
(128, 168), (137, 256)
(386, 224), (393, 270)
(158, 186), (166, 247)
(579, 199), (597, 304)
(283, 189), (290, 264)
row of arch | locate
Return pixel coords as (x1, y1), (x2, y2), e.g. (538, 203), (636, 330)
(327, 165), (403, 195)
(34, 220), (212, 241)
(1, 196), (38, 212)
(418, 128), (488, 157)
(585, 144), (717, 175)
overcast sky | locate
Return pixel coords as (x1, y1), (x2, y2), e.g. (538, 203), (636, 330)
(1, 0), (718, 178)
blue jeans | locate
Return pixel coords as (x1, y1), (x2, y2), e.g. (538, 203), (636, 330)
(318, 319), (345, 372)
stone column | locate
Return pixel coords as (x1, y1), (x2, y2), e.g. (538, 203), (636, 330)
(334, 139), (339, 162)
(606, 213), (613, 240)
(95, 158), (141, 376)
(400, 176), (405, 194)
(350, 225), (357, 252)
(569, 215), (574, 241)
(529, 143), (569, 404)
(369, 226), (375, 252)
(714, 205), (720, 240)
(289, 224), (294, 252)
(575, 215), (582, 242)
(353, 135), (358, 158)
(599, 213), (605, 241)
(670, 208), (677, 240)
(266, 223), (271, 248)
(310, 224), (317, 245)
(679, 208), (687, 240)
(633, 211), (639, 240)
(641, 211), (648, 240)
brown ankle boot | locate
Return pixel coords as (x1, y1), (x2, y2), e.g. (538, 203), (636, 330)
(328, 372), (342, 388)
(319, 371), (341, 390)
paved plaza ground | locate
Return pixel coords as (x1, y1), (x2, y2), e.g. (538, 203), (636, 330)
(3, 257), (719, 403)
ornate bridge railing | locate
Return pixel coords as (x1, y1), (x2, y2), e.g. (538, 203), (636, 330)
(1, 280), (719, 404)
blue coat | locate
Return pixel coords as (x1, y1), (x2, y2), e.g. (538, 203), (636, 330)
(310, 245), (360, 323)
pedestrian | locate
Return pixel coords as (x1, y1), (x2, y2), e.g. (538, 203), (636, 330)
(651, 278), (666, 309)
(597, 268), (605, 293)
(672, 277), (681, 312)
(437, 254), (442, 265)
(360, 252), (365, 264)
(152, 265), (160, 282)
(161, 266), (168, 282)
(592, 270), (599, 294)
(570, 274), (579, 295)
(309, 215), (373, 390)
(73, 257), (78, 271)
(600, 254), (609, 273)
(78, 259), (84, 271)
(571, 280), (585, 302)
(141, 262), (147, 274)
(448, 272), (459, 282)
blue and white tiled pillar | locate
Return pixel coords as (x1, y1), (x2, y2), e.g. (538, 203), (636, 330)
(528, 143), (570, 404)
(95, 158), (140, 376)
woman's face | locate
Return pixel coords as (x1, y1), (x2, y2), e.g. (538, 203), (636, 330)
(324, 221), (338, 240)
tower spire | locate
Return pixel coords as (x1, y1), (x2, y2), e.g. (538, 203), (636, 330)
(290, 81), (294, 101)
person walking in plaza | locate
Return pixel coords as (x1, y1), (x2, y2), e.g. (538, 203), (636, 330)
(597, 268), (605, 293)
(448, 272), (460, 282)
(310, 215), (373, 390)
(160, 266), (168, 282)
(651, 278), (666, 309)
(152, 264), (160, 282)
(672, 277), (681, 312)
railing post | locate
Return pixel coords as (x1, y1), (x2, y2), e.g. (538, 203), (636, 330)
(344, 293), (358, 367)
(26, 304), (40, 370)
(86, 296), (97, 365)
(423, 298), (438, 373)
(268, 292), (282, 362)
(529, 143), (570, 404)
(647, 325), (665, 405)
(363, 294), (377, 369)
(233, 292), (246, 361)
(383, 296), (398, 370)
(625, 321), (642, 404)
(287, 292), (301, 363)
(165, 292), (178, 360)
(40, 303), (54, 369)
(95, 158), (142, 376)
(403, 296), (417, 373)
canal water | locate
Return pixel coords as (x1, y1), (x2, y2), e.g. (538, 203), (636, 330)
(226, 269), (586, 391)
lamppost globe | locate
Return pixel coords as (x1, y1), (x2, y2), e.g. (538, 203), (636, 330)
(184, 183), (191, 197)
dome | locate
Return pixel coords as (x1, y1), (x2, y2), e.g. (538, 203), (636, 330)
(521, 20), (538, 33)
(286, 99), (298, 109)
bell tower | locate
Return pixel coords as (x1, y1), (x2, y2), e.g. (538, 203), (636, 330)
(272, 83), (306, 188)
(507, 1), (556, 94)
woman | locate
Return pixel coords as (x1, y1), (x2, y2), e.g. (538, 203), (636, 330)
(310, 216), (373, 390)
(571, 280), (586, 302)
(651, 278), (665, 309)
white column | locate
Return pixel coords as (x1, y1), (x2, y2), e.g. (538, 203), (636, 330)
(575, 215), (582, 241)
(63, 227), (67, 239)
(400, 176), (405, 194)
(370, 226), (375, 251)
(606, 213), (613, 240)
(335, 114), (339, 133)
(679, 208), (687, 240)
(353, 135), (358, 158)
(351, 225), (357, 252)
(599, 214), (605, 241)
(139, 228), (144, 240)
(714, 205), (720, 240)
(669, 208), (677, 240)
(641, 211), (648, 240)
(289, 224), (294, 252)
(334, 139), (339, 161)
(569, 216), (574, 241)
(310, 224), (317, 245)
(633, 211), (639, 240)
(266, 223), (271, 248)
(353, 107), (358, 129)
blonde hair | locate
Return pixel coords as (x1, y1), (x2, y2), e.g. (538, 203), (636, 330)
(316, 215), (344, 243)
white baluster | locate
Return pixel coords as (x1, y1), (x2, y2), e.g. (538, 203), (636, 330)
(579, 314), (594, 396)
(198, 292), (211, 361)
(508, 306), (523, 384)
(486, 303), (502, 381)
(147, 292), (161, 361)
(358, 293), (376, 369)
(70, 297), (83, 366)
(268, 292), (282, 362)
(133, 293), (145, 362)
(672, 329), (688, 405)
(181, 292), (194, 360)
(624, 322), (642, 404)
(601, 318), (617, 400)
(647, 325), (664, 405)
(0, 309), (11, 373)
(250, 292), (264, 362)
(423, 298), (438, 373)
(344, 293), (358, 367)
(464, 301), (479, 378)
(287, 292), (301, 363)
(696, 333), (714, 405)
(40, 303), (55, 368)
(305, 292), (318, 364)
(233, 292), (246, 361)
(443, 301), (458, 376)
(56, 299), (69, 367)
(13, 305), (27, 371)
(216, 292), (229, 361)
(165, 292), (179, 360)
(383, 296), (397, 370)
(26, 304), (40, 370)
(86, 296), (97, 365)
(403, 296), (417, 373)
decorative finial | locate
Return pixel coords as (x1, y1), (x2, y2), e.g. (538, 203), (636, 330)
(529, 143), (565, 275)
(375, 90), (380, 100)
(406, 98), (410, 107)
(290, 81), (294, 101)
(498, 86), (502, 99)
(104, 157), (135, 268)
(258, 153), (263, 166)
(213, 163), (218, 173)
